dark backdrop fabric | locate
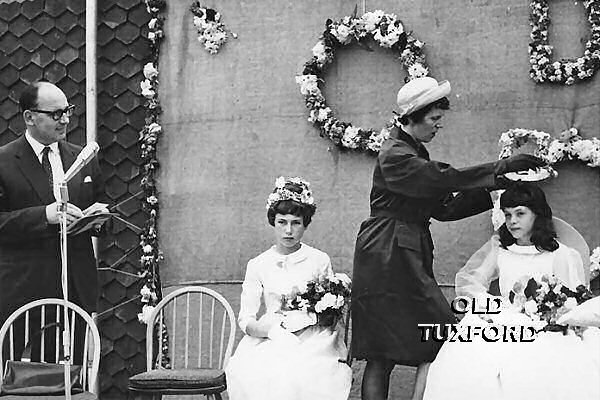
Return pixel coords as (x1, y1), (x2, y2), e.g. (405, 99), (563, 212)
(157, 2), (599, 397)
(158, 0), (599, 284)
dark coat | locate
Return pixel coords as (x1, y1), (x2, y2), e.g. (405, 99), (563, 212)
(0, 135), (103, 325)
(351, 130), (499, 366)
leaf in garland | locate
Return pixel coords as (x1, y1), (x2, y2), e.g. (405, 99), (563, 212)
(394, 32), (408, 51)
(205, 8), (217, 22)
(509, 290), (515, 303)
(524, 277), (539, 299)
(351, 4), (358, 19)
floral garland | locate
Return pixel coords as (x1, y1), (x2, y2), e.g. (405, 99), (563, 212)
(139, 0), (165, 324)
(296, 10), (429, 153)
(139, 0), (171, 368)
(499, 127), (600, 168)
(529, 0), (600, 84)
(190, 2), (236, 54)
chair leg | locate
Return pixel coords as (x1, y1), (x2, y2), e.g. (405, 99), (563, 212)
(206, 393), (223, 400)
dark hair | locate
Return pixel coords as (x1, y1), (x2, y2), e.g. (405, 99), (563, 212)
(19, 82), (42, 112)
(399, 96), (450, 125)
(498, 183), (558, 251)
(267, 200), (315, 227)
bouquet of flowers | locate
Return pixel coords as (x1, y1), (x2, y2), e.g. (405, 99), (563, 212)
(510, 274), (594, 332)
(282, 273), (351, 329)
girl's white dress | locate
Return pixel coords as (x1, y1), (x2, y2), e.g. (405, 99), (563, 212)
(423, 238), (600, 400)
(225, 243), (352, 400)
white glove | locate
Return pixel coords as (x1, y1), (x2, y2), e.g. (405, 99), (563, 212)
(282, 310), (317, 332)
(267, 324), (301, 345)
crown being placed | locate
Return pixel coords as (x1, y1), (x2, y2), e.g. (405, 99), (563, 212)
(266, 176), (315, 210)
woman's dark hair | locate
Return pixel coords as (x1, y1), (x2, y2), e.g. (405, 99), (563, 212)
(399, 96), (450, 125)
(498, 183), (558, 251)
(266, 182), (316, 227)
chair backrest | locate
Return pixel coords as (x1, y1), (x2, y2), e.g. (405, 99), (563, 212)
(145, 286), (236, 371)
(0, 298), (101, 394)
(553, 217), (590, 283)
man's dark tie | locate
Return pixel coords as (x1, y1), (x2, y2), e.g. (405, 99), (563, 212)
(41, 146), (54, 192)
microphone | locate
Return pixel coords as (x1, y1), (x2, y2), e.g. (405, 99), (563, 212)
(63, 142), (100, 183)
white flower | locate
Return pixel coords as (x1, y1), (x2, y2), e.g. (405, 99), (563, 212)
(571, 140), (597, 161)
(407, 63), (429, 78)
(147, 122), (161, 134)
(148, 32), (156, 42)
(295, 75), (320, 96)
(315, 292), (338, 313)
(138, 305), (155, 324)
(148, 18), (157, 29)
(333, 24), (353, 44)
(546, 140), (568, 163)
(140, 79), (155, 98)
(275, 176), (286, 188)
(143, 63), (158, 80)
(312, 41), (328, 63)
(341, 126), (360, 149)
(316, 107), (331, 122)
(143, 244), (153, 253)
(140, 285), (152, 298)
(524, 300), (538, 316)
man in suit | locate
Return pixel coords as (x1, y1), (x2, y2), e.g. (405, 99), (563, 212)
(0, 81), (104, 362)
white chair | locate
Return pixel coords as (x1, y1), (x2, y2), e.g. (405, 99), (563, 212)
(128, 286), (236, 400)
(0, 299), (101, 399)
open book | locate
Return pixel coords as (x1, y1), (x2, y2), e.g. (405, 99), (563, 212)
(66, 202), (116, 236)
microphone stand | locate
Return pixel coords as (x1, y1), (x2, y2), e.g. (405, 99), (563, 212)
(57, 181), (72, 400)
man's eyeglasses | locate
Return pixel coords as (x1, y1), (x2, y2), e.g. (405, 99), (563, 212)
(29, 104), (76, 121)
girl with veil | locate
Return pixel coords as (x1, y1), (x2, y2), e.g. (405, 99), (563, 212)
(423, 183), (600, 400)
(225, 177), (352, 400)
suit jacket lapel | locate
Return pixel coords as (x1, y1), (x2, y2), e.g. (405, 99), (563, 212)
(59, 141), (81, 202)
(14, 135), (54, 203)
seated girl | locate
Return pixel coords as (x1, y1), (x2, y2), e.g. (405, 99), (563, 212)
(225, 177), (352, 400)
(423, 182), (600, 400)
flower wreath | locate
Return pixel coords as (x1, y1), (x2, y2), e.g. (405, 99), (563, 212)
(190, 2), (236, 54)
(529, 0), (600, 84)
(296, 10), (430, 153)
(499, 127), (600, 168)
(266, 176), (316, 210)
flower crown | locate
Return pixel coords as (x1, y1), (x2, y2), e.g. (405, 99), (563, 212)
(266, 176), (315, 210)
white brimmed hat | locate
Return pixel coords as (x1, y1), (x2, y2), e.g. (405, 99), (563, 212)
(396, 77), (451, 118)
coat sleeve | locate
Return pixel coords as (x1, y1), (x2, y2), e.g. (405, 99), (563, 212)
(379, 143), (499, 198)
(431, 189), (493, 221)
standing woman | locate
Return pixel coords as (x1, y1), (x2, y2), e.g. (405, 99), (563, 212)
(351, 77), (545, 400)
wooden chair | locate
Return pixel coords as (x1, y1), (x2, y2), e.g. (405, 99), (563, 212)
(0, 299), (101, 399)
(128, 286), (236, 400)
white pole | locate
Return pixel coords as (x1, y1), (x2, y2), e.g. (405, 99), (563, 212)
(80, 2), (97, 398)
(86, 0), (97, 144)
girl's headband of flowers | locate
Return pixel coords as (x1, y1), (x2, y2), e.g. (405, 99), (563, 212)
(266, 176), (316, 210)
